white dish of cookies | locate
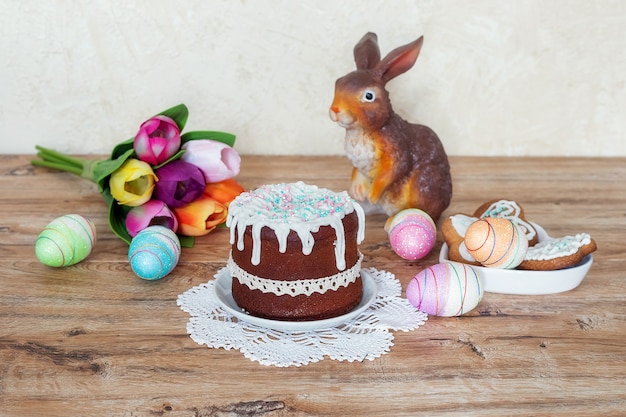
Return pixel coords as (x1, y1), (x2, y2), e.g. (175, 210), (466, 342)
(439, 223), (594, 295)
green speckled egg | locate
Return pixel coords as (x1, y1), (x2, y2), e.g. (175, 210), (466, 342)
(35, 214), (97, 267)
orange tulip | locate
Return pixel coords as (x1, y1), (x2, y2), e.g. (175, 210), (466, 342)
(173, 195), (228, 236)
(203, 178), (245, 207)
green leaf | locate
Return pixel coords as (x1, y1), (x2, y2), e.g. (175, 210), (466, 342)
(181, 130), (236, 148)
(90, 149), (135, 193)
(159, 104), (189, 131)
(152, 149), (185, 170)
(110, 138), (135, 160)
(105, 189), (133, 245)
(178, 235), (195, 248)
(100, 186), (114, 207)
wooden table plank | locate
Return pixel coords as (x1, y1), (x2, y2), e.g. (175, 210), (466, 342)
(1, 155), (625, 416)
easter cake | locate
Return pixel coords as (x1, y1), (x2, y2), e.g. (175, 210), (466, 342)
(226, 182), (366, 321)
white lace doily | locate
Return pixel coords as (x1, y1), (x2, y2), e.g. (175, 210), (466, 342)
(177, 267), (428, 367)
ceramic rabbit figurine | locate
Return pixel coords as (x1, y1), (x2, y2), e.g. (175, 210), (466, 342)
(329, 32), (452, 222)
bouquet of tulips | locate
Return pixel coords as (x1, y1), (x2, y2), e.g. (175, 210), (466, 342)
(32, 104), (244, 248)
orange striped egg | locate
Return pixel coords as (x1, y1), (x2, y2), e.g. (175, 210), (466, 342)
(464, 217), (528, 269)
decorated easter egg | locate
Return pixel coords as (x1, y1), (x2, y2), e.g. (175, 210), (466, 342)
(35, 214), (96, 267)
(406, 261), (483, 317)
(464, 217), (528, 269)
(128, 226), (181, 280)
(388, 209), (436, 260)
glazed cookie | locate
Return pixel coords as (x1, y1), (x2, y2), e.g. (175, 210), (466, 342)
(441, 214), (481, 265)
(442, 199), (538, 265)
(519, 233), (597, 271)
(473, 200), (538, 246)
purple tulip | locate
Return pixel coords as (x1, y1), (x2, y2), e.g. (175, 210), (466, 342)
(125, 200), (179, 237)
(181, 140), (241, 183)
(134, 115), (181, 165)
(153, 160), (207, 208)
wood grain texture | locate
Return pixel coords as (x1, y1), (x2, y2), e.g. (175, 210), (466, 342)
(1, 155), (625, 417)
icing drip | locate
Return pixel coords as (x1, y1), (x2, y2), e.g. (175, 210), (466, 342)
(227, 182), (365, 270)
(228, 252), (364, 296)
(525, 233), (591, 261)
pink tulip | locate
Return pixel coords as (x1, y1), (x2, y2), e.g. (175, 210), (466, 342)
(125, 200), (179, 237)
(134, 115), (181, 165)
(181, 140), (241, 182)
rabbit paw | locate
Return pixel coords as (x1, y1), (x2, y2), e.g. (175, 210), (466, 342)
(350, 170), (371, 201)
(350, 182), (367, 201)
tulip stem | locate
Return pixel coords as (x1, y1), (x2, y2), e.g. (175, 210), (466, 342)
(35, 145), (84, 168)
(31, 159), (83, 176)
(31, 145), (84, 176)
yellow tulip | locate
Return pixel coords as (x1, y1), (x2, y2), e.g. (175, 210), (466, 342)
(109, 159), (157, 207)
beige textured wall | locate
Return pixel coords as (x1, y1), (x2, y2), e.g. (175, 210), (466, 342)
(2, 0), (624, 156)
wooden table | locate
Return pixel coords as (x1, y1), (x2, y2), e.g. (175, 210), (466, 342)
(1, 155), (625, 416)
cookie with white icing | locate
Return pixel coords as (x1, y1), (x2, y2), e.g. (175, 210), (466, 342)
(519, 233), (597, 271)
(472, 199), (538, 246)
(441, 213), (481, 265)
(442, 199), (538, 265)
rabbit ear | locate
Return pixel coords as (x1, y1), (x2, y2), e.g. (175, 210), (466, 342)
(353, 32), (381, 70)
(373, 36), (424, 83)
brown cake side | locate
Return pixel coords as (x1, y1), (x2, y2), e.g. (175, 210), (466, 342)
(231, 211), (363, 321)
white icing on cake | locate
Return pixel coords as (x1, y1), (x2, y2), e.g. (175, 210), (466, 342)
(226, 182), (365, 270)
(525, 233), (591, 261)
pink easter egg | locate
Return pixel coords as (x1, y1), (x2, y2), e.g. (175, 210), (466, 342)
(388, 209), (436, 260)
(406, 261), (483, 317)
(464, 217), (528, 269)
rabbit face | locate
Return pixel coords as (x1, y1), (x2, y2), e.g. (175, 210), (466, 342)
(330, 70), (391, 131)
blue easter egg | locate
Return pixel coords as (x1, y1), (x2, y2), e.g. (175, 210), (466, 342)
(128, 226), (181, 280)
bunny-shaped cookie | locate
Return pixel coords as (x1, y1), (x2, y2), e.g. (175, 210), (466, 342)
(329, 32), (452, 221)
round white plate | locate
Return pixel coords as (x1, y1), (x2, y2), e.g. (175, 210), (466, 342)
(439, 223), (593, 295)
(213, 268), (377, 331)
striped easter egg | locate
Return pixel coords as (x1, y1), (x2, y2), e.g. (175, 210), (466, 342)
(35, 214), (96, 267)
(128, 226), (181, 280)
(406, 261), (483, 317)
(464, 217), (528, 269)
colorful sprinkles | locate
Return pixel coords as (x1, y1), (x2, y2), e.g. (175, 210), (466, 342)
(230, 182), (353, 222)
